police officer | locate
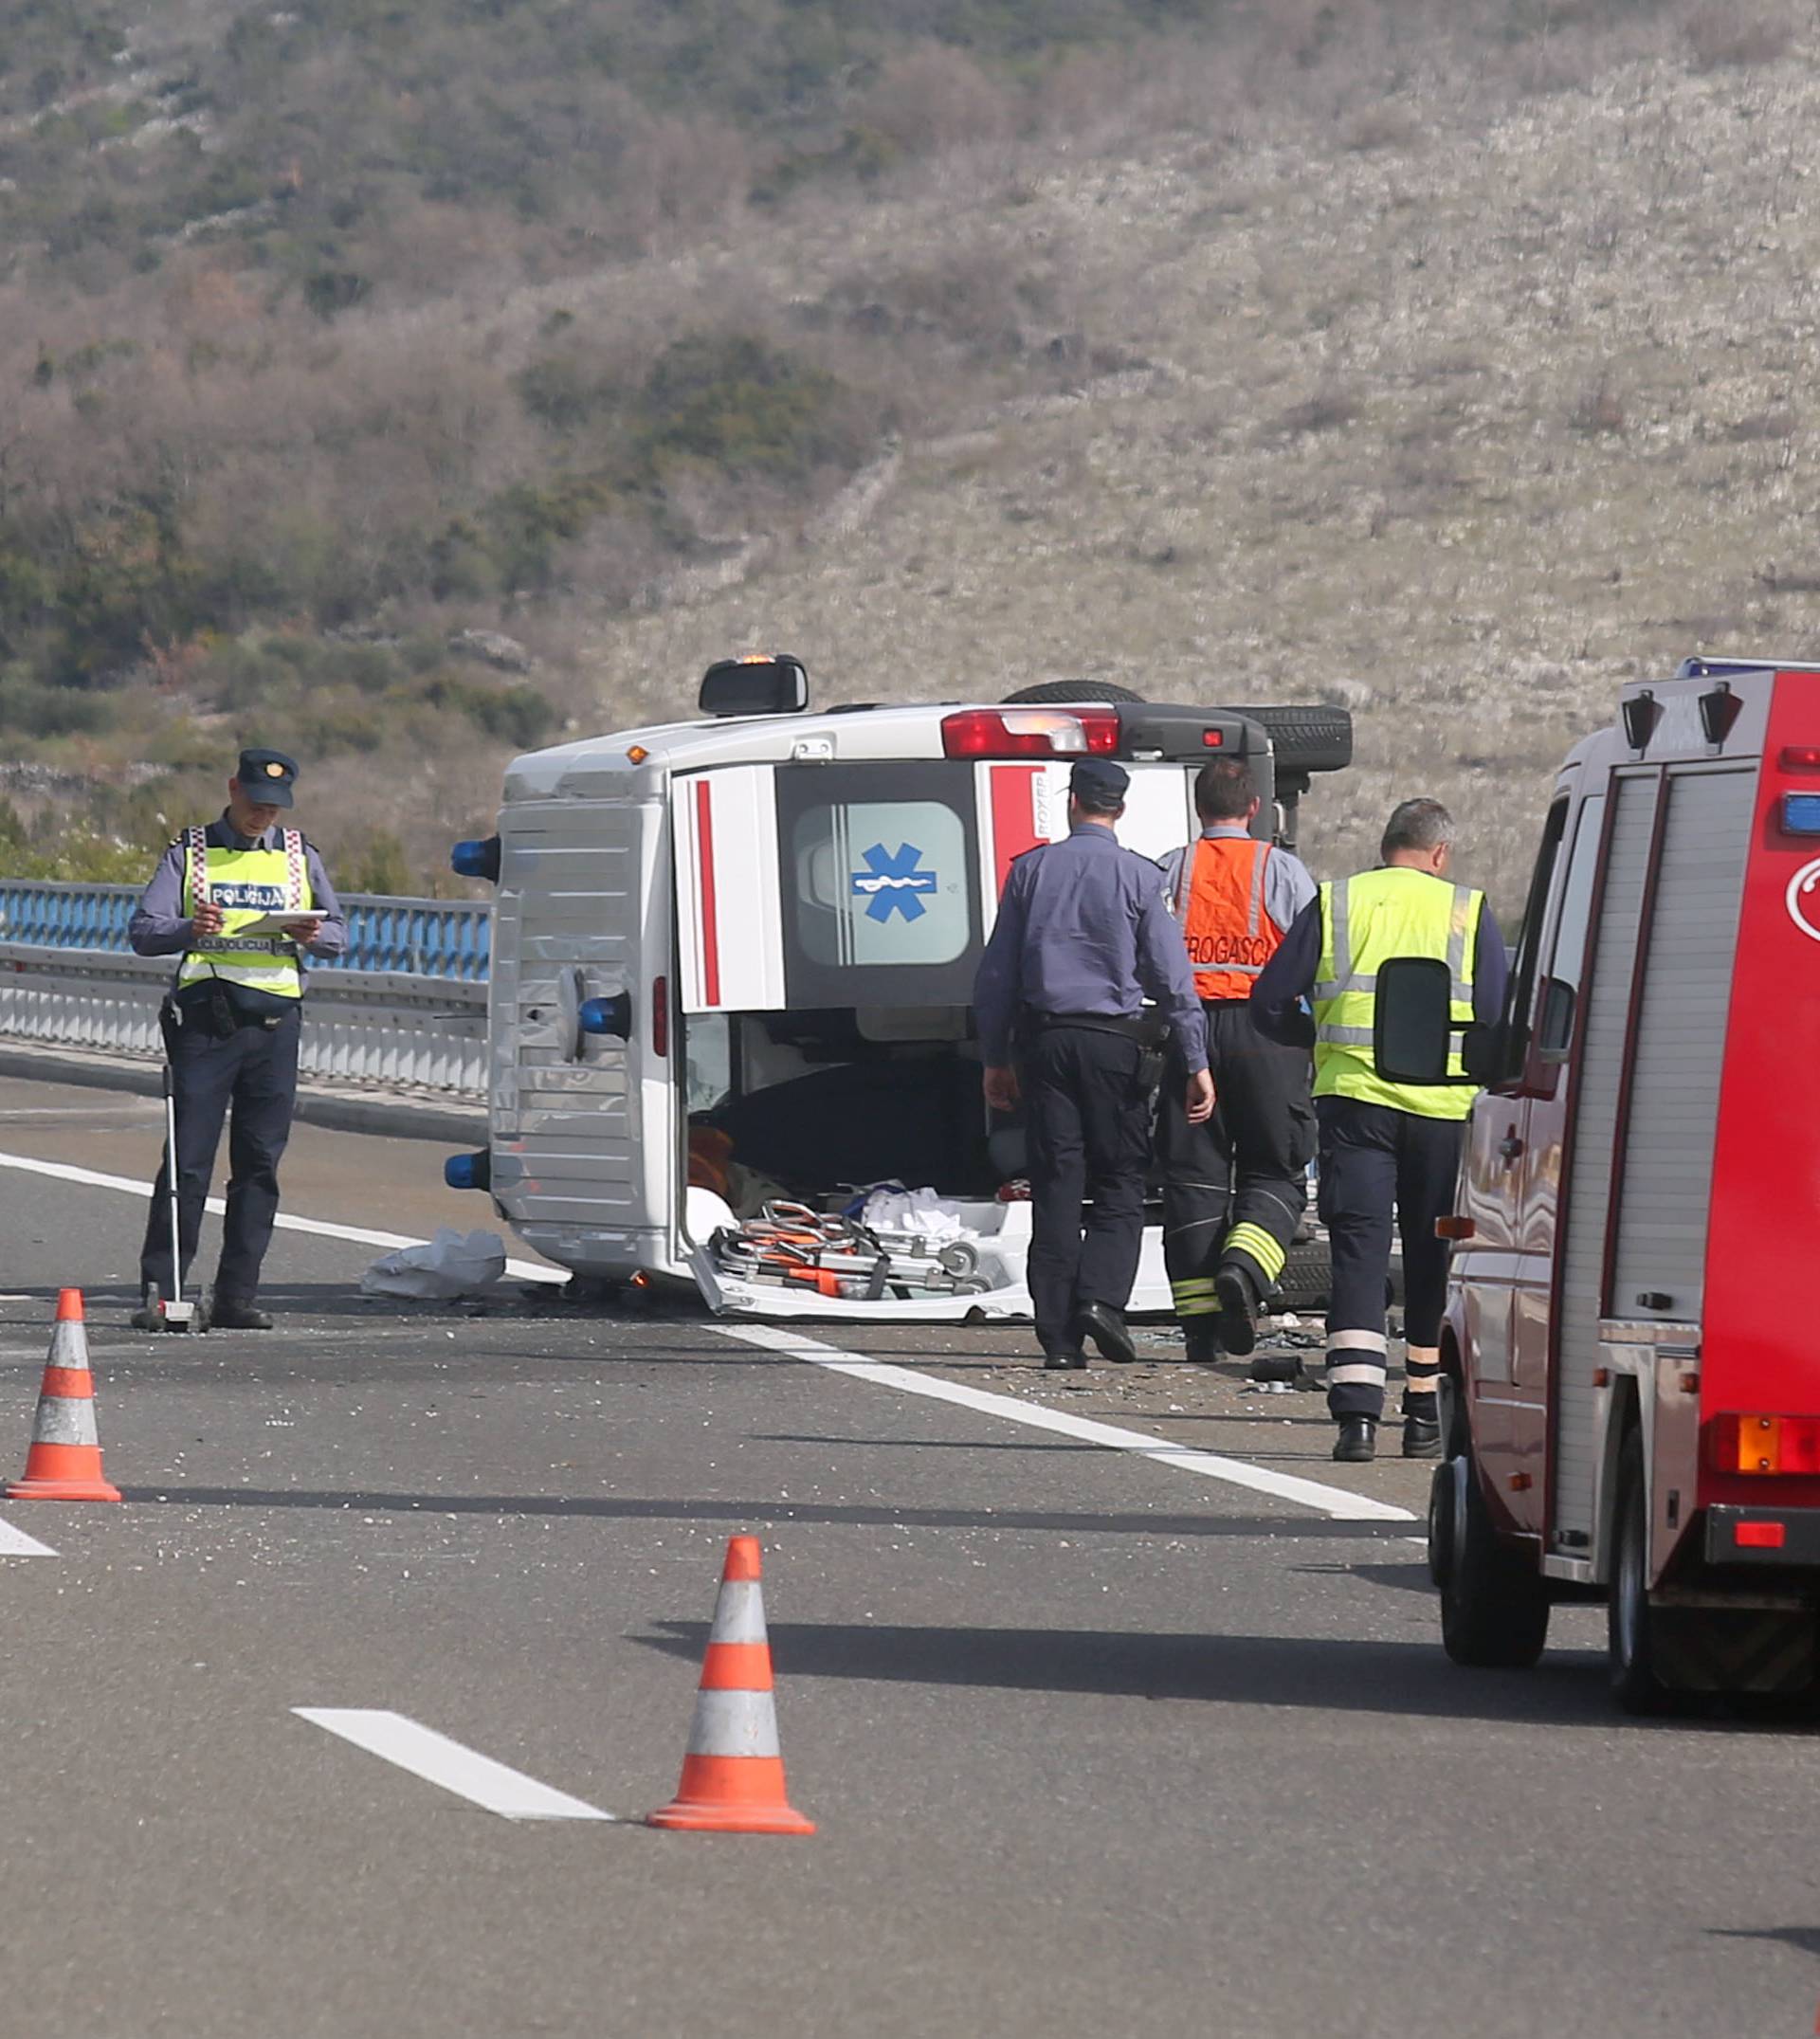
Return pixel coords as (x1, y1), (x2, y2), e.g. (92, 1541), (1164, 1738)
(127, 750), (346, 1329)
(1156, 757), (1317, 1366)
(974, 756), (1213, 1370)
(1251, 798), (1507, 1462)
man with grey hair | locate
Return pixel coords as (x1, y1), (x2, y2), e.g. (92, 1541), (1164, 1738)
(1251, 797), (1507, 1463)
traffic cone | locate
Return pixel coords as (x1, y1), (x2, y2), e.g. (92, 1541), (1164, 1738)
(8, 1290), (122, 1503)
(646, 1535), (815, 1835)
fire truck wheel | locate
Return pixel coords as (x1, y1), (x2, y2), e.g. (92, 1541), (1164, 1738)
(1439, 1446), (1550, 1668)
(1608, 1429), (1671, 1715)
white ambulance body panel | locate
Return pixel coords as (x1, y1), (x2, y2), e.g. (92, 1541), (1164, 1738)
(478, 701), (1265, 1316)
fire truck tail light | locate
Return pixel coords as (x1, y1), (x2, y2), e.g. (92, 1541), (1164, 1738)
(940, 709), (1119, 758)
(1734, 1520), (1788, 1550)
(1780, 746), (1820, 772)
(1708, 1413), (1820, 1475)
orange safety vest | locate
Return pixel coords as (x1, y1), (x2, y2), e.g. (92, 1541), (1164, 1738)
(1173, 835), (1285, 1002)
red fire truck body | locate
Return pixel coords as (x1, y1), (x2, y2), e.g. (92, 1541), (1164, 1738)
(1431, 658), (1820, 1708)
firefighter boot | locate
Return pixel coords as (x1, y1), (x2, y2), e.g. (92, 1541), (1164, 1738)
(1333, 1415), (1377, 1464)
(1213, 1263), (1259, 1357)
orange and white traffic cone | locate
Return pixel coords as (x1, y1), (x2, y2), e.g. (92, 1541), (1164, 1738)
(8, 1290), (122, 1503)
(646, 1535), (815, 1835)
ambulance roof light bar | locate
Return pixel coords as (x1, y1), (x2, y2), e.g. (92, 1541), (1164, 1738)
(940, 709), (1119, 758)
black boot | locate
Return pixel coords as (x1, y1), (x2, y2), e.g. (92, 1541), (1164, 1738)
(209, 1294), (274, 1331)
(1074, 1300), (1137, 1365)
(1213, 1264), (1259, 1357)
(1401, 1400), (1443, 1459)
(1333, 1415), (1377, 1464)
(1043, 1347), (1087, 1371)
(1182, 1317), (1224, 1364)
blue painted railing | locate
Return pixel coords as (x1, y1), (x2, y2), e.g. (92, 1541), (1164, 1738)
(0, 880), (491, 981)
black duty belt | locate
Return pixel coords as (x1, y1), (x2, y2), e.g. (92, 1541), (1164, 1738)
(1023, 1009), (1164, 1045)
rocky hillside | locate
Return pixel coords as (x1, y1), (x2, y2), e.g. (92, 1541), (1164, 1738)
(0, 0), (1811, 904)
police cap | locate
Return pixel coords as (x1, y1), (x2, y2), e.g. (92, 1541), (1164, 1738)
(236, 748), (299, 809)
(1069, 756), (1129, 810)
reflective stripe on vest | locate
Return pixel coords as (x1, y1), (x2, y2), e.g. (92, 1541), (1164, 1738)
(1172, 836), (1283, 1002)
(1311, 867), (1481, 1120)
(176, 826), (308, 1000)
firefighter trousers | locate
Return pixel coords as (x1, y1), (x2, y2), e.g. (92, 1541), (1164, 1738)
(1023, 1024), (1151, 1358)
(1317, 1097), (1463, 1422)
(1157, 1000), (1314, 1320)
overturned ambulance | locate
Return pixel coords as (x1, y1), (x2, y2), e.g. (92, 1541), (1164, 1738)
(446, 660), (1350, 1320)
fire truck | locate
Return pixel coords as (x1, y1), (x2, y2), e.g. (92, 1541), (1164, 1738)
(445, 658), (1349, 1322)
(1403, 658), (1820, 1710)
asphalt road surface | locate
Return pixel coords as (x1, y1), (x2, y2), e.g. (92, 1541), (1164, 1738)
(0, 1076), (1814, 2039)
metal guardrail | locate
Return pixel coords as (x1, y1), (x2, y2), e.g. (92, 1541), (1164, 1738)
(0, 880), (490, 981)
(0, 944), (488, 1099)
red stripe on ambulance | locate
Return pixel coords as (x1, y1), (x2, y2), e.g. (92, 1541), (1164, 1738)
(696, 777), (721, 1007)
(989, 765), (1044, 896)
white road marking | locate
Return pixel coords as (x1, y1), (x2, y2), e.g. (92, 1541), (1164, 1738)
(716, 1323), (1418, 1523)
(0, 1515), (58, 1557)
(0, 1146), (1410, 1522)
(0, 1150), (564, 1283)
(294, 1708), (613, 1820)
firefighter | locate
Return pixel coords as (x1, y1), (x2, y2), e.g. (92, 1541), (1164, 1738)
(1156, 757), (1317, 1367)
(127, 749), (346, 1329)
(1251, 798), (1507, 1463)
(974, 756), (1214, 1371)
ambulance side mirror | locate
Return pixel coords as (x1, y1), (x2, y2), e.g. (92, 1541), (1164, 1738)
(1374, 957), (1493, 1086)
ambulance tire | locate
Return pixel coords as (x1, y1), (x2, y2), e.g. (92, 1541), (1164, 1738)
(1269, 1238), (1331, 1313)
(1439, 1445), (1550, 1669)
(1237, 705), (1354, 776)
(1608, 1429), (1672, 1715)
(1001, 681), (1145, 704)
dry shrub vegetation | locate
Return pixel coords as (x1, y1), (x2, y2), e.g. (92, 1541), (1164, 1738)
(0, 0), (1813, 908)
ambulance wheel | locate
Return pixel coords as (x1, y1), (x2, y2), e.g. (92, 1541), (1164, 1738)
(1609, 1429), (1671, 1715)
(1001, 681), (1145, 704)
(1439, 1446), (1550, 1669)
(1233, 705), (1354, 776)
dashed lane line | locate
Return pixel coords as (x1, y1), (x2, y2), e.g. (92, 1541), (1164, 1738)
(0, 1150), (564, 1283)
(715, 1322), (1418, 1524)
(0, 1516), (58, 1557)
(294, 1709), (614, 1821)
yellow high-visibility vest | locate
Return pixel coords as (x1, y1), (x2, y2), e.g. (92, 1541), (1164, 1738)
(177, 827), (308, 1001)
(1312, 865), (1481, 1120)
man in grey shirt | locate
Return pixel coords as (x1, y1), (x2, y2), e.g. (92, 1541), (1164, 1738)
(974, 756), (1213, 1369)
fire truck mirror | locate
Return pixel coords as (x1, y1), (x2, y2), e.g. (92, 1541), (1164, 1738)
(1374, 956), (1468, 1085)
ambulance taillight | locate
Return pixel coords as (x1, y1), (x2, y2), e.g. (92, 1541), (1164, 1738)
(939, 709), (1119, 758)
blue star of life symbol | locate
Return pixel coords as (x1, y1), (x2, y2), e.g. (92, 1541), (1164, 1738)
(850, 841), (937, 922)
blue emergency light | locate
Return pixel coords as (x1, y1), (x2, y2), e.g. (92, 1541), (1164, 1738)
(444, 1150), (490, 1191)
(450, 835), (501, 882)
(578, 993), (631, 1038)
(1782, 793), (1820, 835)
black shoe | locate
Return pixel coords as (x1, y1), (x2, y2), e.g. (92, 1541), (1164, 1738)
(1074, 1301), (1137, 1365)
(1213, 1265), (1259, 1356)
(130, 1292), (164, 1332)
(1043, 1348), (1087, 1371)
(209, 1296), (273, 1331)
(1402, 1406), (1443, 1459)
(1333, 1416), (1377, 1464)
(1182, 1318), (1224, 1364)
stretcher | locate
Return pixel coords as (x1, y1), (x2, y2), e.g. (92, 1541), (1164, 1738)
(709, 1201), (992, 1302)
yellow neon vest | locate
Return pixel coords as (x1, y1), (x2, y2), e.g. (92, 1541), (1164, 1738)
(177, 827), (308, 1001)
(1312, 866), (1481, 1120)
